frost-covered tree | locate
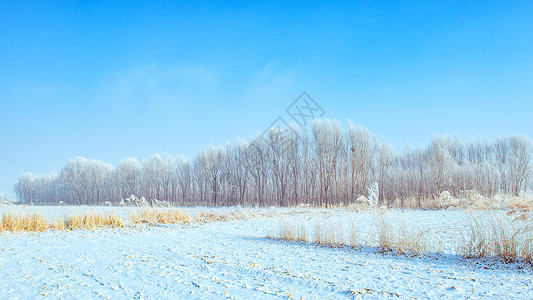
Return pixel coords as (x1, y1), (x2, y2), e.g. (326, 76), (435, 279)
(196, 146), (225, 206)
(14, 119), (533, 207)
(347, 122), (374, 201)
(429, 136), (456, 195)
(312, 119), (342, 207)
(115, 157), (141, 200)
(508, 135), (532, 195)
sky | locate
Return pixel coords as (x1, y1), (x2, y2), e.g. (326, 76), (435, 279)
(1, 1), (533, 199)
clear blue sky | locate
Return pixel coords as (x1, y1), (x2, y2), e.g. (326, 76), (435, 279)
(1, 1), (533, 198)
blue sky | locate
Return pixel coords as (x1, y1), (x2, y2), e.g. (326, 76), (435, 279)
(1, 1), (533, 198)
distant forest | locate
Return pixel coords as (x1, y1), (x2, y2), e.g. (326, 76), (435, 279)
(14, 119), (532, 207)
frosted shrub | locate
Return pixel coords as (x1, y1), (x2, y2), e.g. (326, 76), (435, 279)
(367, 182), (379, 207)
(437, 191), (461, 209)
(462, 190), (495, 209)
(124, 195), (149, 207)
(0, 193), (11, 205)
(355, 195), (370, 207)
(151, 199), (170, 207)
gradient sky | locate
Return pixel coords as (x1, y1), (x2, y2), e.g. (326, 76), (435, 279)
(1, 1), (533, 198)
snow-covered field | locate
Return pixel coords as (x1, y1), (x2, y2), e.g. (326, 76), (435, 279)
(1, 206), (532, 299)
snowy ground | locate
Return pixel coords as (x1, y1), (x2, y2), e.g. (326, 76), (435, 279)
(1, 206), (533, 299)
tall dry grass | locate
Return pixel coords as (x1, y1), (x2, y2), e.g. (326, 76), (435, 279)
(389, 197), (438, 210)
(0, 211), (126, 232)
(437, 191), (533, 211)
(65, 213), (124, 230)
(193, 210), (250, 223)
(459, 212), (533, 264)
(0, 208), (254, 233)
(128, 208), (190, 225)
(377, 216), (440, 256)
(275, 209), (533, 265)
(0, 213), (52, 232)
(274, 212), (440, 257)
(276, 216), (359, 248)
(278, 217), (307, 242)
(313, 218), (359, 247)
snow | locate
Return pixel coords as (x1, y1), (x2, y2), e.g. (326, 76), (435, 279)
(1, 206), (532, 299)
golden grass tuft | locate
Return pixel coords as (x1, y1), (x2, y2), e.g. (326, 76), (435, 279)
(507, 200), (533, 214)
(0, 211), (126, 232)
(0, 213), (51, 232)
(194, 212), (229, 223)
(65, 212), (124, 230)
(128, 208), (190, 225)
(278, 217), (307, 242)
(193, 210), (251, 223)
(1, 208), (251, 233)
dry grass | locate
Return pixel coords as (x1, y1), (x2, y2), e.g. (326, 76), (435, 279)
(0, 211), (126, 232)
(192, 210), (255, 223)
(389, 197), (438, 210)
(65, 213), (125, 230)
(436, 192), (533, 211)
(0, 213), (125, 232)
(278, 217), (307, 242)
(273, 208), (533, 265)
(506, 199), (533, 214)
(128, 208), (190, 225)
(0, 213), (52, 232)
(313, 219), (357, 247)
(377, 216), (439, 256)
(274, 212), (440, 257)
(276, 216), (359, 248)
(0, 208), (254, 233)
(459, 213), (533, 264)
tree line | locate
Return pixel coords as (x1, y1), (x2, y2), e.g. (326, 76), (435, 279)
(14, 119), (533, 207)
